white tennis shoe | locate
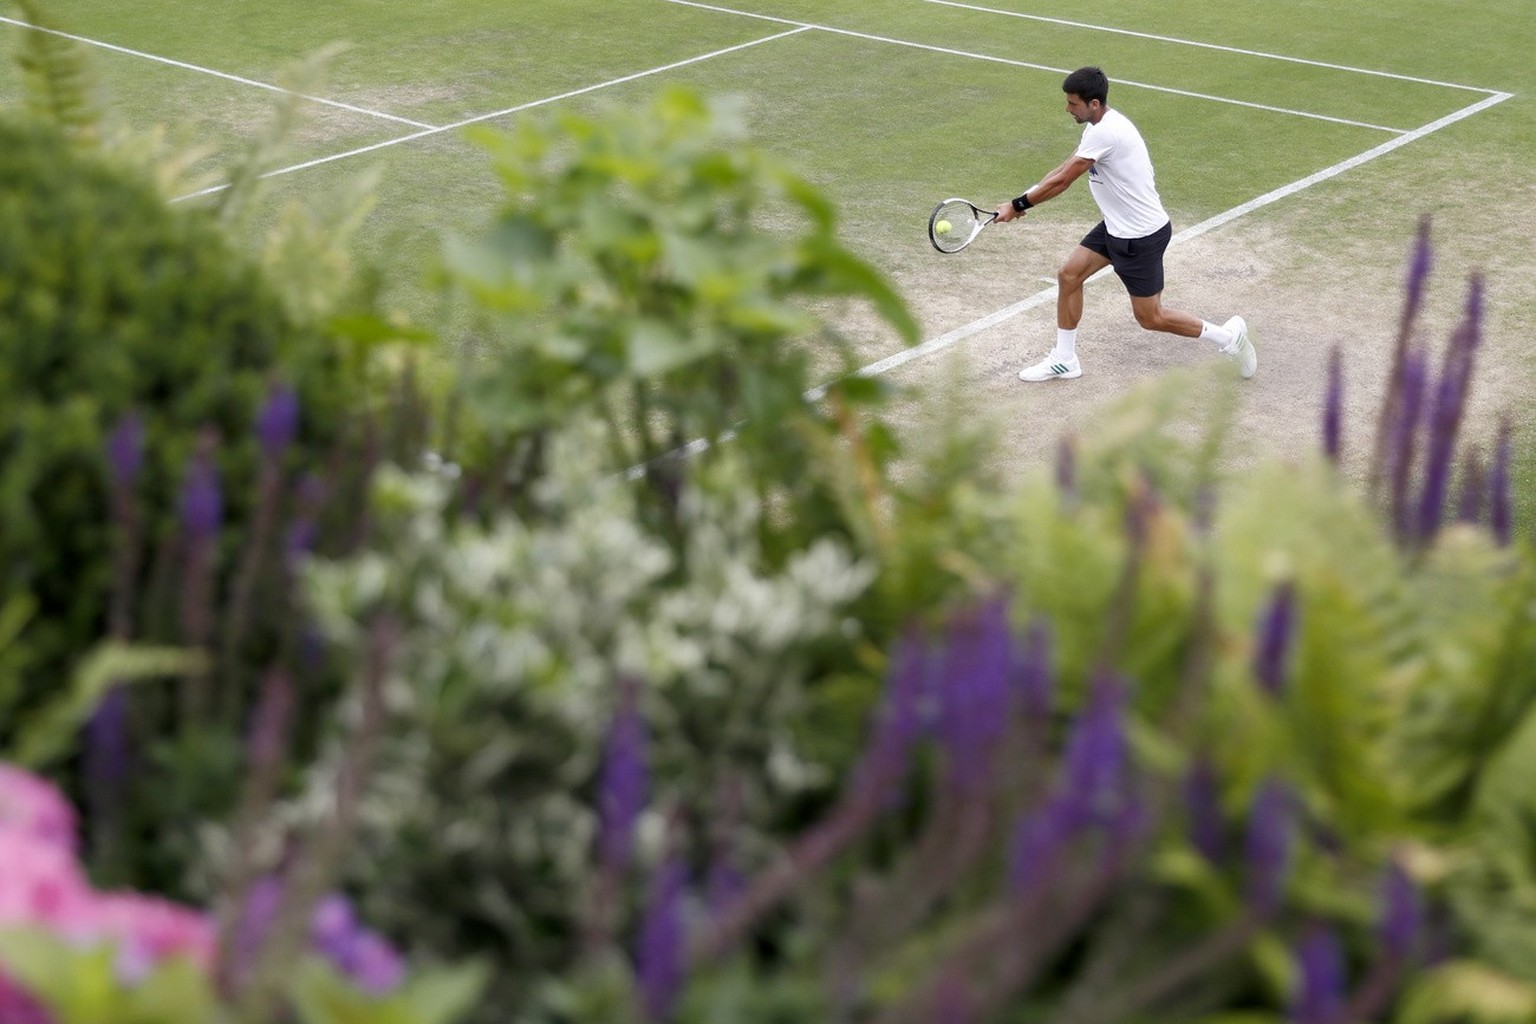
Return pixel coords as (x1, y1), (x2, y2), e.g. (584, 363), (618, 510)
(1221, 316), (1257, 379)
(1019, 354), (1082, 382)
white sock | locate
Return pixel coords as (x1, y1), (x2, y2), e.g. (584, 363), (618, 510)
(1054, 328), (1078, 360)
(1199, 320), (1234, 349)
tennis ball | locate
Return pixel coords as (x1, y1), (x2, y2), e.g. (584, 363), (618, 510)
(935, 219), (952, 234)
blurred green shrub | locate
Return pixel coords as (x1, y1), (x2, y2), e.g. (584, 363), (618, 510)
(441, 89), (920, 552)
(0, 114), (339, 708)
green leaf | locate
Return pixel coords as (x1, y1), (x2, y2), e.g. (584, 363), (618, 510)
(0, 929), (120, 1024)
(290, 959), (492, 1024)
(118, 956), (220, 1024)
(627, 320), (698, 376)
(0, 593), (35, 646)
(327, 313), (435, 346)
(396, 961), (494, 1024)
(1398, 961), (1536, 1024)
(11, 641), (204, 769)
(290, 964), (383, 1024)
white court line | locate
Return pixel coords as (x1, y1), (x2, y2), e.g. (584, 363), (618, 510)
(662, 0), (1407, 133)
(923, 0), (1501, 95)
(0, 14), (437, 129)
(173, 26), (812, 202)
(848, 90), (1514, 383)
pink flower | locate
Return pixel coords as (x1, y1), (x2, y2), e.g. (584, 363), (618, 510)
(0, 967), (53, 1024)
(0, 764), (217, 992)
(0, 766), (78, 851)
(0, 832), (216, 986)
(0, 831), (94, 932)
(88, 893), (217, 983)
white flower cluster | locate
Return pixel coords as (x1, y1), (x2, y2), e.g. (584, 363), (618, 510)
(307, 420), (874, 762)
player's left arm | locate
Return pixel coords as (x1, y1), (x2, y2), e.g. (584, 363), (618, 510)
(994, 156), (1094, 222)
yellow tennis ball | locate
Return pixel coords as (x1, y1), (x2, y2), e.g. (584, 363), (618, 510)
(936, 219), (952, 234)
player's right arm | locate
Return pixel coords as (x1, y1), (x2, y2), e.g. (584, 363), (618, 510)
(995, 155), (1094, 222)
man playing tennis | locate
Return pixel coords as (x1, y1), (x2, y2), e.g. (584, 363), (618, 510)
(995, 66), (1256, 382)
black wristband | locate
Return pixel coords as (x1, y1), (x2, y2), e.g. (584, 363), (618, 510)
(1011, 193), (1034, 213)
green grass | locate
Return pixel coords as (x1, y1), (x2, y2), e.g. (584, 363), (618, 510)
(3, 1), (1521, 303)
(3, 0), (1532, 513)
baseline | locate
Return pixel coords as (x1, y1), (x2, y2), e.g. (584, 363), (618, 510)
(660, 0), (1408, 133)
(923, 0), (1500, 95)
(0, 14), (437, 129)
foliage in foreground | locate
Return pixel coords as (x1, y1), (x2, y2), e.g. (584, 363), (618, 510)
(328, 382), (1535, 1024)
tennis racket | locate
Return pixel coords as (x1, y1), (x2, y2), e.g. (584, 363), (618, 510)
(928, 198), (998, 254)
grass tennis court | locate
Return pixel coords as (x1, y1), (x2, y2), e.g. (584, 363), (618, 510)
(4, 0), (1532, 474)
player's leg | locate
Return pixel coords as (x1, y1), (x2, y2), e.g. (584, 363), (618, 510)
(1114, 224), (1257, 377)
(1129, 292), (1256, 377)
(1058, 244), (1111, 331)
(1019, 243), (1109, 382)
(1128, 292), (1201, 336)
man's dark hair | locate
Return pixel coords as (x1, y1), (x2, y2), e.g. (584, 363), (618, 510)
(1062, 66), (1109, 106)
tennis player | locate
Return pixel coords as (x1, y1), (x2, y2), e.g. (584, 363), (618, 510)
(995, 66), (1256, 382)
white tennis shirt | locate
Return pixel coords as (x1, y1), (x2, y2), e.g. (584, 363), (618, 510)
(1073, 107), (1170, 240)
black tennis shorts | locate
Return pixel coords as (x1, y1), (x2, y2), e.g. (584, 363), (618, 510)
(1079, 220), (1173, 298)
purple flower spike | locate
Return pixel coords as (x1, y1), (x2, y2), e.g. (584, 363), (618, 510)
(1008, 796), (1076, 897)
(1184, 756), (1225, 863)
(105, 412), (146, 488)
(84, 686), (131, 830)
(284, 473), (327, 567)
(1058, 674), (1132, 829)
(852, 629), (929, 807)
(1056, 435), (1077, 499)
(310, 894), (359, 962)
(233, 875), (286, 969)
(704, 858), (746, 915)
(1403, 216), (1433, 325)
(344, 930), (407, 995)
(1292, 926), (1348, 1024)
(1464, 270), (1484, 333)
(246, 669), (294, 769)
(1418, 274), (1486, 541)
(1123, 479), (1159, 550)
(937, 599), (1013, 795)
(1244, 779), (1295, 915)
(234, 880), (406, 996)
(1388, 349), (1428, 538)
(636, 857), (689, 1022)
(1416, 372), (1462, 542)
(597, 678), (649, 873)
(935, 972), (980, 1024)
(1012, 618), (1055, 720)
(1490, 418), (1513, 546)
(1457, 447), (1486, 526)
(1323, 348), (1343, 464)
(255, 383), (300, 457)
(1253, 582), (1298, 697)
(178, 445), (223, 541)
(1378, 859), (1422, 962)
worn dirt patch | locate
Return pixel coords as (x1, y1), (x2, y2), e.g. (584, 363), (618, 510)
(862, 213), (1531, 490)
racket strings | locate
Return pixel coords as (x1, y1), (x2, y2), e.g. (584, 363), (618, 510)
(932, 199), (981, 253)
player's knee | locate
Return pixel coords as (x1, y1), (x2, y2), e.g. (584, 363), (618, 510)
(1058, 266), (1084, 289)
(1133, 306), (1161, 330)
